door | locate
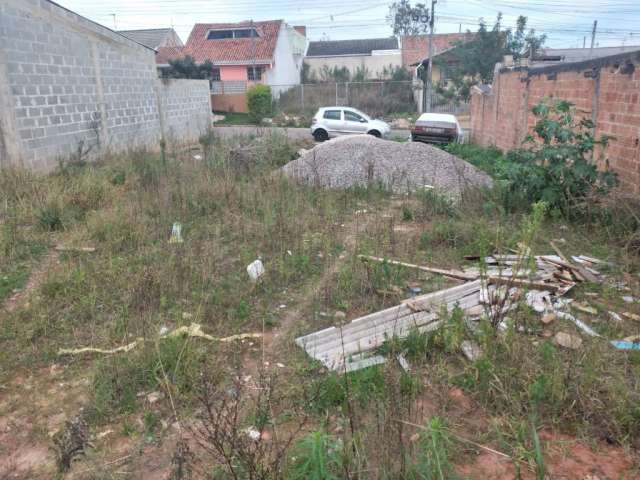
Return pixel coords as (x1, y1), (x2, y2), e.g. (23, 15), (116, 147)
(321, 109), (343, 137)
(343, 109), (368, 134)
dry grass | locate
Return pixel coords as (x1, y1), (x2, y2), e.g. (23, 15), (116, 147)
(1, 133), (639, 478)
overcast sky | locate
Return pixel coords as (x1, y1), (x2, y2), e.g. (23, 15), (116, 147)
(57, 0), (640, 49)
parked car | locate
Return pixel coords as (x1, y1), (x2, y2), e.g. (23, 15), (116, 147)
(310, 107), (391, 142)
(410, 113), (464, 144)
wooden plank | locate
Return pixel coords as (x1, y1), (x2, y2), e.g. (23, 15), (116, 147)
(313, 292), (480, 364)
(488, 276), (562, 293)
(343, 354), (386, 372)
(329, 321), (444, 371)
(358, 255), (477, 281)
(298, 281), (481, 351)
(549, 242), (598, 283)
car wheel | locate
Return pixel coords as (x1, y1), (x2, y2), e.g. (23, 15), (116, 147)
(368, 130), (381, 138)
(313, 129), (328, 142)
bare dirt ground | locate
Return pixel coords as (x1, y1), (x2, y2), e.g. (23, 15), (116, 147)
(3, 248), (58, 313)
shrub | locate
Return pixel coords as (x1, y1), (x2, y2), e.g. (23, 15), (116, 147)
(247, 84), (272, 124)
(500, 99), (617, 215)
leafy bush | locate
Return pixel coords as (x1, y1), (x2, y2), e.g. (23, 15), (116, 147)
(247, 84), (272, 124)
(448, 99), (617, 216)
(499, 99), (617, 215)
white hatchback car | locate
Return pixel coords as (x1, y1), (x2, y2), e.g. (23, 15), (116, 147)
(310, 107), (391, 142)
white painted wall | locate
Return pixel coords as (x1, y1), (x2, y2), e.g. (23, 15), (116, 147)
(305, 52), (402, 80)
(266, 22), (307, 96)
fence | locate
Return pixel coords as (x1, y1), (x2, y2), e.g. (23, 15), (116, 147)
(210, 80), (469, 120)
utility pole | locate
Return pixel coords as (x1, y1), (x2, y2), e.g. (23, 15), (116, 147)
(111, 13), (117, 30)
(424, 0), (437, 113)
(583, 36), (586, 48)
(589, 20), (597, 57)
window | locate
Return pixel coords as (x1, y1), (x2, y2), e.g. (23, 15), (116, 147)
(323, 110), (341, 120)
(207, 30), (233, 40)
(207, 28), (258, 40)
(232, 29), (256, 38)
(247, 66), (263, 81)
(344, 110), (364, 122)
(211, 67), (221, 82)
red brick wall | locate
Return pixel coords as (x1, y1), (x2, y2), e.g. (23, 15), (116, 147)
(470, 53), (640, 192)
(211, 93), (248, 113)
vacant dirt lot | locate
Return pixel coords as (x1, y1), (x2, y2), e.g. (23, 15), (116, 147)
(1, 131), (638, 479)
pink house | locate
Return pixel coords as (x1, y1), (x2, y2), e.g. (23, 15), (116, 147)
(157, 20), (307, 112)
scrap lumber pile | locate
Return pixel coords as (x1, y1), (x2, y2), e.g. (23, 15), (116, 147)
(295, 280), (483, 372)
(296, 249), (611, 372)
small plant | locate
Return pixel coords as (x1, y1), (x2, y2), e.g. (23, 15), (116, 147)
(407, 417), (456, 480)
(287, 431), (342, 480)
(402, 205), (414, 221)
(37, 204), (63, 231)
(143, 410), (161, 438)
(247, 84), (272, 124)
(190, 370), (310, 480)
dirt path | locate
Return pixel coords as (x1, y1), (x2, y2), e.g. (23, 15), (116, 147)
(262, 209), (373, 359)
(3, 249), (58, 313)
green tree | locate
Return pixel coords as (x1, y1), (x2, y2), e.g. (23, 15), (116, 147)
(387, 0), (430, 36)
(164, 55), (213, 80)
(434, 14), (545, 101)
(506, 15), (547, 60)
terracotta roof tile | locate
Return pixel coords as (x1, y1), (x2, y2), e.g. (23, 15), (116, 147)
(156, 46), (185, 64)
(177, 20), (282, 64)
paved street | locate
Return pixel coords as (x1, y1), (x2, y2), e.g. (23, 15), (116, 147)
(212, 125), (412, 141)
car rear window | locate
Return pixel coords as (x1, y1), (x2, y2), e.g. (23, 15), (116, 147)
(323, 110), (341, 120)
(417, 120), (457, 129)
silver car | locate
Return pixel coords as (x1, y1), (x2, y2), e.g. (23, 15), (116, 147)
(310, 107), (391, 142)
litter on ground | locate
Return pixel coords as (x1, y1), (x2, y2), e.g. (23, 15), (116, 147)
(58, 323), (261, 356)
(295, 247), (628, 372)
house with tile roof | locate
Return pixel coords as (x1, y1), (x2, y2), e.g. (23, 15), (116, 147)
(304, 37), (402, 80)
(119, 28), (184, 50)
(157, 20), (307, 112)
(402, 32), (474, 84)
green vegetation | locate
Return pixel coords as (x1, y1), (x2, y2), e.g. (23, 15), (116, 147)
(163, 55), (214, 80)
(213, 111), (251, 125)
(435, 14), (546, 100)
(247, 84), (273, 124)
(1, 118), (639, 478)
(287, 431), (343, 480)
(407, 417), (456, 480)
(447, 99), (619, 217)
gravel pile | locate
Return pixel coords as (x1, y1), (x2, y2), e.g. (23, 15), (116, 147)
(281, 135), (493, 195)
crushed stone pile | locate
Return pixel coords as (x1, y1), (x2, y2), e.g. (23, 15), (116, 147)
(281, 135), (493, 195)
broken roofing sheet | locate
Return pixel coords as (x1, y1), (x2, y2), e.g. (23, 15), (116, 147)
(295, 249), (621, 372)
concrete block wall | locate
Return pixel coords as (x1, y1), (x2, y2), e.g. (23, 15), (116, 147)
(470, 52), (640, 193)
(157, 78), (212, 143)
(0, 0), (211, 170)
